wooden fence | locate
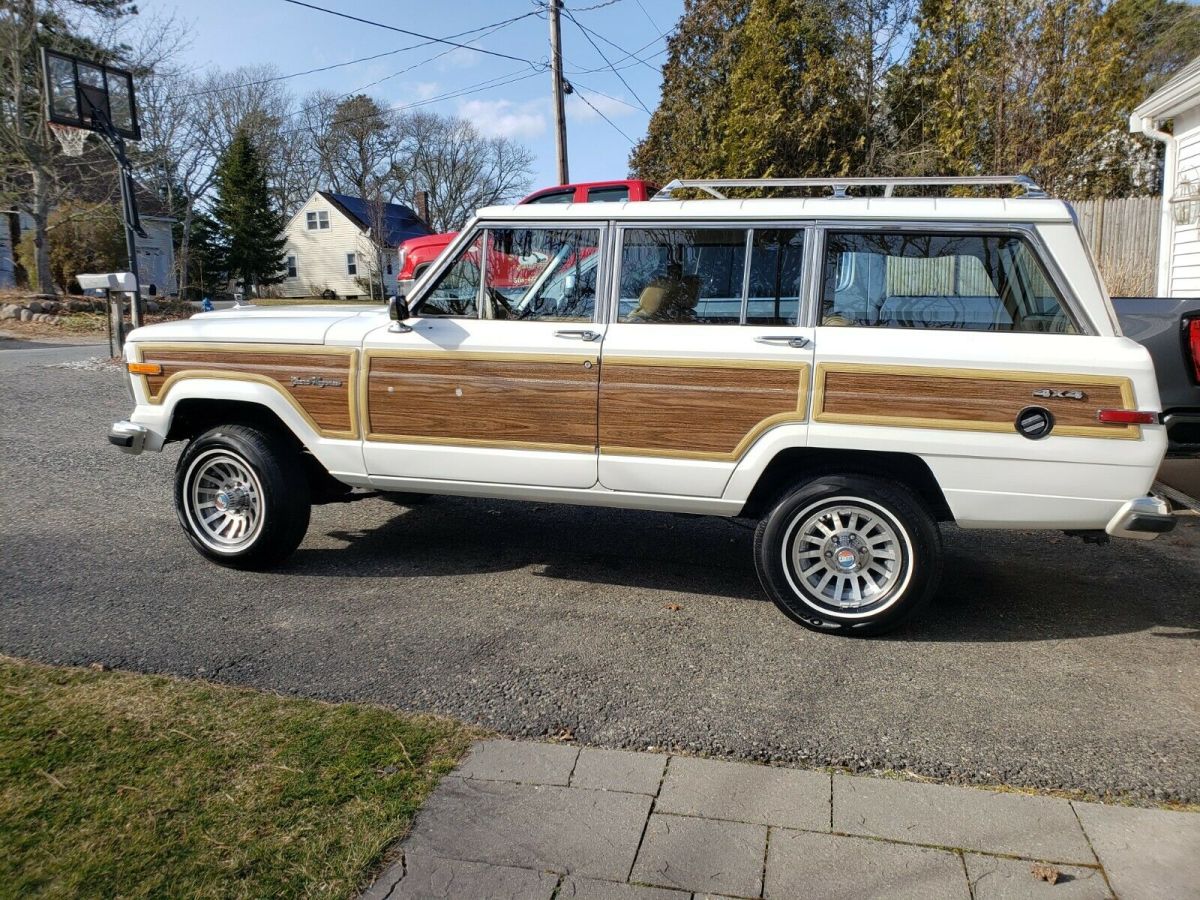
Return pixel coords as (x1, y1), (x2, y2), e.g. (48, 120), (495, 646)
(1070, 196), (1160, 296)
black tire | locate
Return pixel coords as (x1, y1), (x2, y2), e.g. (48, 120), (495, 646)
(754, 474), (942, 636)
(174, 424), (311, 569)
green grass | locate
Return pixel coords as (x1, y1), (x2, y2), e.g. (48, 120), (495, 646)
(0, 657), (476, 898)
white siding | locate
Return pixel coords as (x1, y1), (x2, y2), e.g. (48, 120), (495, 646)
(1170, 108), (1200, 297)
(136, 218), (177, 297)
(277, 193), (400, 299)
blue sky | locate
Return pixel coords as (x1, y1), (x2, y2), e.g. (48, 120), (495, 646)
(147, 0), (683, 191)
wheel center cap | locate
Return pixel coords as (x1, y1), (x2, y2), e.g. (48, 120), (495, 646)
(834, 547), (859, 571)
(214, 491), (230, 512)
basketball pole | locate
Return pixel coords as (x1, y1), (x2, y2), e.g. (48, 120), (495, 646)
(84, 100), (147, 329)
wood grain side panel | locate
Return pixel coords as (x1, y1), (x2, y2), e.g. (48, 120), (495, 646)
(141, 349), (354, 434)
(367, 355), (598, 448)
(599, 363), (806, 456)
(816, 365), (1136, 437)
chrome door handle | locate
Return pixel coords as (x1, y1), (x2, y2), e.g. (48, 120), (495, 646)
(755, 335), (811, 349)
(554, 329), (601, 342)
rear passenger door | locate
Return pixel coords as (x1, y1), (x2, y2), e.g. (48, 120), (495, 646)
(598, 224), (816, 497)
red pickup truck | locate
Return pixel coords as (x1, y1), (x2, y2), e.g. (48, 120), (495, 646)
(396, 179), (658, 296)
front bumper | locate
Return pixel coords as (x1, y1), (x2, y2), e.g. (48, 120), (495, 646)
(108, 420), (149, 455)
(1105, 495), (1176, 540)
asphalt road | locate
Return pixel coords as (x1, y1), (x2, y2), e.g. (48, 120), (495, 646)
(2, 342), (1198, 804)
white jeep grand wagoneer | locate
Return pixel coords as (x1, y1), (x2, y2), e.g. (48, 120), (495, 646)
(110, 176), (1176, 635)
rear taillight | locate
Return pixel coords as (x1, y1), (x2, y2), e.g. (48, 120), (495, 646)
(1097, 409), (1158, 425)
(1187, 317), (1200, 383)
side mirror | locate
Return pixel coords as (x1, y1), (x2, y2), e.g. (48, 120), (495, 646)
(389, 295), (411, 321)
(388, 295), (412, 333)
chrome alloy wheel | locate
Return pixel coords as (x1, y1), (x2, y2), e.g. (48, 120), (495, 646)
(184, 449), (266, 553)
(781, 497), (913, 618)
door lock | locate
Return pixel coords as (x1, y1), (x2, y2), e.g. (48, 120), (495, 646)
(754, 335), (811, 349)
(554, 329), (601, 342)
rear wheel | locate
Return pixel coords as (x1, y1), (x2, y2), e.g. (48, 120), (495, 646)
(175, 424), (311, 568)
(754, 474), (941, 635)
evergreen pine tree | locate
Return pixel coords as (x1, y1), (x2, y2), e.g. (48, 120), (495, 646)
(210, 130), (287, 296)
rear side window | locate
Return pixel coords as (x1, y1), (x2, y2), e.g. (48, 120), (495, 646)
(821, 232), (1077, 333)
(587, 186), (629, 203)
(619, 228), (746, 324)
(525, 189), (575, 205)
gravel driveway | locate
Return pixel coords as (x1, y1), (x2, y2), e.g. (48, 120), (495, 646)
(2, 344), (1198, 803)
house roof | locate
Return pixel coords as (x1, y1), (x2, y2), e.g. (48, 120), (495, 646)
(1132, 55), (1200, 122)
(318, 191), (431, 246)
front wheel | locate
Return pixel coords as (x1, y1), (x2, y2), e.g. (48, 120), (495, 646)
(174, 424), (311, 569)
(754, 474), (942, 636)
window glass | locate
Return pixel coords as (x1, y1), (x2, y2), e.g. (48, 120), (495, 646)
(525, 189), (575, 205)
(820, 232), (1077, 333)
(420, 234), (482, 317)
(746, 229), (805, 325)
(346, 253), (357, 275)
(481, 227), (600, 322)
(587, 186), (629, 203)
(306, 211), (317, 230)
(619, 228), (746, 324)
(286, 255), (297, 278)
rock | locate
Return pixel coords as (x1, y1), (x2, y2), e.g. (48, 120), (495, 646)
(67, 299), (91, 313)
(19, 309), (32, 321)
(41, 301), (61, 315)
(26, 300), (43, 314)
(144, 300), (160, 313)
(1, 304), (19, 320)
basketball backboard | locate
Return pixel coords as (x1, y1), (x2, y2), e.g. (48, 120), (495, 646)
(41, 47), (140, 141)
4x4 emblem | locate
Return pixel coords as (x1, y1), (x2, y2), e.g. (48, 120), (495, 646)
(1032, 388), (1086, 401)
(291, 376), (343, 388)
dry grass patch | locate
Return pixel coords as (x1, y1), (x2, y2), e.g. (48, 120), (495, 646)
(0, 657), (476, 898)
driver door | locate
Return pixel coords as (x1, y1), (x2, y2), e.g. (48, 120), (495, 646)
(361, 223), (607, 488)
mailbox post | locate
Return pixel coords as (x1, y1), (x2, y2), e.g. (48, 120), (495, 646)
(77, 272), (139, 356)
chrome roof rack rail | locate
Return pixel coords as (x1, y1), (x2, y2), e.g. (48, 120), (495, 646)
(652, 175), (1048, 200)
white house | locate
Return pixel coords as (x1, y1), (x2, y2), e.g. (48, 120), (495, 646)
(1131, 54), (1200, 297)
(277, 191), (431, 299)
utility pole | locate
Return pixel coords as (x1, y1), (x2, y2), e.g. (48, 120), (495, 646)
(549, 0), (569, 184)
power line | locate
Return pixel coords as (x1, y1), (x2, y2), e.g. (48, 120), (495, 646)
(276, 67), (543, 135)
(279, 0), (542, 66)
(562, 8), (651, 113)
(569, 78), (647, 114)
(631, 0), (661, 32)
(181, 12), (541, 98)
(569, 83), (636, 144)
(564, 11), (664, 74)
(563, 34), (667, 75)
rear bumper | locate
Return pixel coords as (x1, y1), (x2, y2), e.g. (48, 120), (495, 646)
(1105, 495), (1176, 540)
(108, 420), (148, 455)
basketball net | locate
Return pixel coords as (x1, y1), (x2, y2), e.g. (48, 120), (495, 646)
(49, 122), (90, 157)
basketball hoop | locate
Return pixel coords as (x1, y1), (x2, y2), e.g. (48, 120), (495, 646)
(49, 121), (90, 157)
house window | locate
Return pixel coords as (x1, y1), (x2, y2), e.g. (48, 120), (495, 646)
(346, 253), (357, 276)
(286, 255), (297, 278)
(386, 260), (393, 275)
(306, 210), (329, 230)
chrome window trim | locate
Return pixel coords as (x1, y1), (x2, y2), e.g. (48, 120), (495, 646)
(808, 220), (1095, 335)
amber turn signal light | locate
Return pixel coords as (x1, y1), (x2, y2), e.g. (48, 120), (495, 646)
(127, 362), (162, 375)
(1097, 409), (1157, 425)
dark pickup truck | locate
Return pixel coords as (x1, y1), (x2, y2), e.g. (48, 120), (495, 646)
(1114, 296), (1200, 459)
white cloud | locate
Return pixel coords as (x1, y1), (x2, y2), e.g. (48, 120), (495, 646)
(412, 81), (440, 101)
(457, 98), (547, 140)
(567, 91), (638, 123)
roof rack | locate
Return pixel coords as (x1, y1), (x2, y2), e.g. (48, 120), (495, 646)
(652, 175), (1047, 200)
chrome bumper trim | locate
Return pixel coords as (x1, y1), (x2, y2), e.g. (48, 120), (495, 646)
(1105, 495), (1176, 540)
(108, 420), (148, 455)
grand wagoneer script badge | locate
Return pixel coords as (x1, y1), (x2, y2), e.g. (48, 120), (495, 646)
(290, 376), (343, 388)
(1031, 388), (1087, 401)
